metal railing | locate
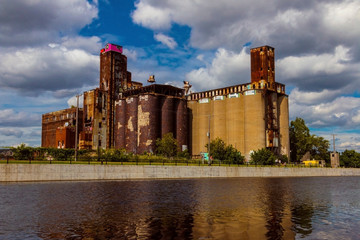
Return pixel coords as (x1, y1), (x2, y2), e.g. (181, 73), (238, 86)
(0, 157), (332, 168)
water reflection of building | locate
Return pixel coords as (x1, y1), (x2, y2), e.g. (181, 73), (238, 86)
(32, 179), (336, 239)
(190, 179), (269, 239)
(130, 180), (195, 239)
(35, 181), (197, 239)
(261, 178), (295, 239)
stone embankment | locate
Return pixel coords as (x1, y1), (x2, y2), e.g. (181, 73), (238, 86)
(1, 164), (360, 182)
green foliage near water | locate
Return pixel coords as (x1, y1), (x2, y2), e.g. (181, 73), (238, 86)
(250, 148), (277, 165)
(11, 144), (94, 161)
(11, 144), (34, 160)
(340, 150), (360, 168)
(177, 149), (190, 159)
(205, 138), (244, 164)
(101, 148), (130, 162)
(156, 133), (178, 158)
(290, 117), (330, 162)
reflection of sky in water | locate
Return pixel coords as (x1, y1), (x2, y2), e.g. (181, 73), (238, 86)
(0, 177), (359, 239)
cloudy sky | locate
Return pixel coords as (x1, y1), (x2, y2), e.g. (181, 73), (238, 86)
(0, 0), (359, 151)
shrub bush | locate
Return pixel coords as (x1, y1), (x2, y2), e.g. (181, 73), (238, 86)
(250, 148), (276, 165)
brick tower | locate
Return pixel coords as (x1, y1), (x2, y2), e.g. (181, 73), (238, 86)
(250, 45), (275, 89)
(99, 43), (132, 148)
(251, 46), (279, 154)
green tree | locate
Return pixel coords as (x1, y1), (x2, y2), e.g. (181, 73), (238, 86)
(309, 135), (330, 162)
(250, 148), (276, 165)
(156, 133), (178, 158)
(290, 117), (329, 162)
(224, 145), (245, 164)
(47, 148), (74, 161)
(279, 154), (289, 164)
(205, 138), (244, 164)
(205, 138), (226, 161)
(290, 118), (312, 162)
(340, 150), (360, 168)
(102, 148), (117, 162)
(12, 143), (34, 160)
(177, 149), (190, 159)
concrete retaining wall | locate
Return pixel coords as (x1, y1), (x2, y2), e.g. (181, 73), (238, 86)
(1, 164), (360, 182)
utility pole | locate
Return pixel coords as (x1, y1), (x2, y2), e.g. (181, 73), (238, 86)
(75, 94), (80, 162)
(208, 115), (211, 166)
(97, 131), (100, 162)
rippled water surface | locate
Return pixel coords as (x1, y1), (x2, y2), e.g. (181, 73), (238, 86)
(1, 177), (360, 239)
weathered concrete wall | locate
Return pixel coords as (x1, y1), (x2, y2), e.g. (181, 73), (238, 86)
(279, 95), (290, 158)
(1, 164), (360, 182)
(244, 92), (266, 160)
(188, 91), (270, 160)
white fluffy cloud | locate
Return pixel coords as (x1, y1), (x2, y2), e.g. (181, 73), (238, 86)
(67, 95), (84, 108)
(0, 0), (100, 147)
(0, 127), (41, 147)
(338, 140), (360, 152)
(0, 42), (99, 96)
(132, 1), (172, 30)
(60, 36), (102, 54)
(185, 48), (250, 90)
(289, 88), (342, 106)
(132, 0), (360, 56)
(0, 0), (98, 46)
(123, 49), (138, 61)
(0, 129), (23, 138)
(312, 131), (360, 152)
(0, 109), (41, 127)
(290, 91), (360, 128)
(154, 33), (178, 49)
(277, 46), (351, 79)
(0, 0), (101, 97)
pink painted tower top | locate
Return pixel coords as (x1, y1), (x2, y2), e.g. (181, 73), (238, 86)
(101, 43), (123, 53)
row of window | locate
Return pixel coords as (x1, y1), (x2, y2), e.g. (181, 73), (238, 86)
(44, 113), (75, 122)
(189, 83), (285, 101)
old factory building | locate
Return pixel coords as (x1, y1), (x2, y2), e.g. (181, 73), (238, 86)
(42, 43), (289, 160)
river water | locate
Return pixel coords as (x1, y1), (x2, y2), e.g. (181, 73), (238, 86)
(0, 177), (359, 240)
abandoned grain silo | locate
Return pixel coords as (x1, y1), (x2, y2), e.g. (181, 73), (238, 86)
(41, 43), (289, 160)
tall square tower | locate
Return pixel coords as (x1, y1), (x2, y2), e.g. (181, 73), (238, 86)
(100, 43), (132, 148)
(250, 46), (275, 89)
